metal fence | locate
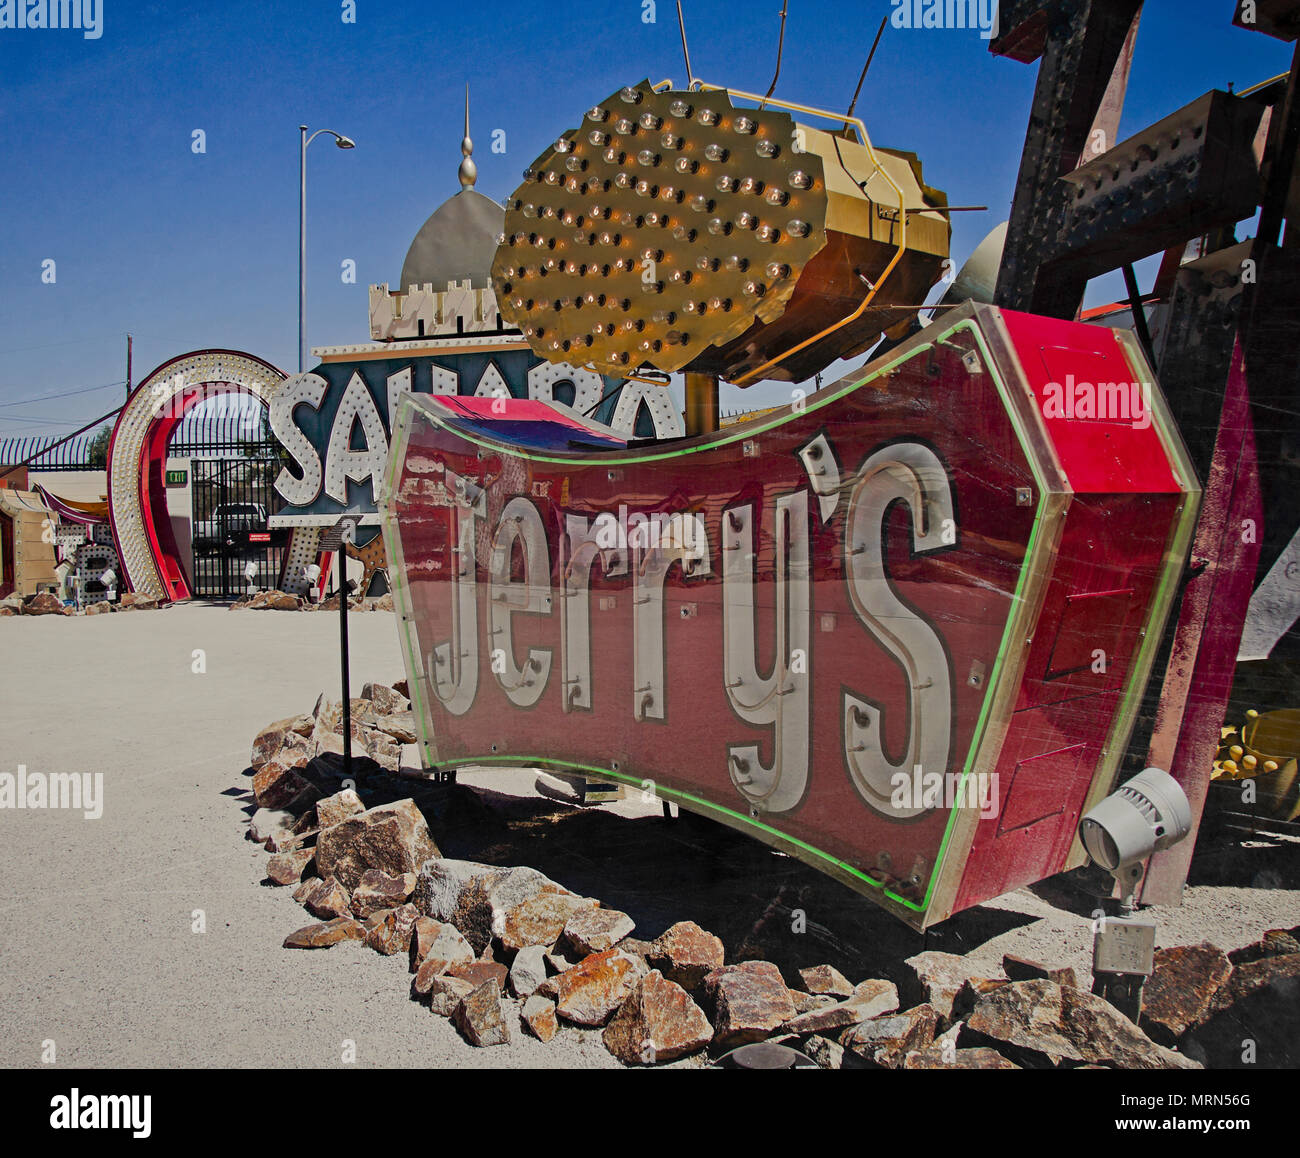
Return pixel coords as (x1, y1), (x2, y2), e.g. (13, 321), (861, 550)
(0, 399), (279, 471)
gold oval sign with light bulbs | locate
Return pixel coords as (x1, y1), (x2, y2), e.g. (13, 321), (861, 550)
(491, 80), (830, 377)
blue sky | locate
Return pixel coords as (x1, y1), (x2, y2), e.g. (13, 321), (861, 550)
(0, 0), (1291, 437)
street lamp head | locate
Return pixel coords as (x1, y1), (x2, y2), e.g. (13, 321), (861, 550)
(335, 135), (356, 149)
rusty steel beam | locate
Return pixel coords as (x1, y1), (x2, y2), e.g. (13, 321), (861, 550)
(1233, 0), (1300, 41)
(1039, 92), (1265, 289)
(991, 0), (1144, 315)
(1140, 341), (1263, 904)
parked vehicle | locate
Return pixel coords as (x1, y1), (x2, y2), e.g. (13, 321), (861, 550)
(193, 502), (268, 553)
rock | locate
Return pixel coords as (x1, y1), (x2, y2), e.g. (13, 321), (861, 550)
(804, 1035), (847, 1069)
(703, 961), (797, 1048)
(798, 964), (855, 997)
(246, 590), (303, 611)
(369, 593), (395, 612)
(374, 712), (419, 745)
(500, 893), (600, 953)
(116, 592), (156, 611)
(1140, 943), (1232, 1045)
(521, 994), (560, 1042)
(267, 848), (315, 886)
(410, 922), (475, 987)
(613, 937), (655, 963)
(951, 977), (1011, 1022)
(563, 907), (635, 956)
(1002, 954), (1077, 988)
(454, 981), (511, 1046)
(904, 1046), (1020, 1069)
(363, 732), (403, 773)
(965, 980), (1201, 1069)
(316, 788), (365, 830)
(1229, 929), (1300, 964)
(509, 945), (550, 998)
(647, 921), (725, 991)
(424, 974), (476, 1016)
(283, 917), (367, 949)
(781, 978), (899, 1035)
(602, 971), (713, 1065)
(446, 960), (509, 992)
(251, 718), (314, 770)
(841, 1004), (940, 1068)
(292, 877), (320, 904)
(362, 682), (411, 715)
(554, 949), (650, 1027)
(413, 859), (572, 954)
(409, 916), (439, 971)
(22, 592), (65, 615)
(249, 807), (295, 846)
(788, 990), (838, 1015)
(264, 826), (311, 854)
(302, 877), (352, 921)
(314, 799), (439, 890)
(903, 950), (991, 1023)
(363, 904), (420, 955)
(251, 754), (313, 812)
(349, 869), (417, 920)
(545, 950), (577, 976)
(1184, 953), (1300, 1068)
(312, 694), (377, 737)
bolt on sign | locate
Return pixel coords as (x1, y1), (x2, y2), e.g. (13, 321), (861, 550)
(381, 302), (1199, 929)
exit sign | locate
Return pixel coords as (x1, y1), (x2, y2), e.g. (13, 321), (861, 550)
(165, 470), (187, 486)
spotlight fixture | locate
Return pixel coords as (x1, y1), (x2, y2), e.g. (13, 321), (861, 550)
(492, 79), (951, 383)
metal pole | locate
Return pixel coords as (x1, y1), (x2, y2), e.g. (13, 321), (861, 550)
(683, 372), (719, 436)
(298, 124), (308, 373)
(339, 555), (352, 779)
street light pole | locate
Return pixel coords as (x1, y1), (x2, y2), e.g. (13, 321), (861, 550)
(298, 125), (356, 373)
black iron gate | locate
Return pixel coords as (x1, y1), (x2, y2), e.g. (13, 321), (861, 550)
(189, 457), (289, 599)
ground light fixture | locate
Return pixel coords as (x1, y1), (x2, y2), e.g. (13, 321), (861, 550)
(303, 562), (321, 602)
(1078, 767), (1193, 1020)
(99, 568), (116, 600)
(491, 79), (952, 385)
(243, 560), (259, 596)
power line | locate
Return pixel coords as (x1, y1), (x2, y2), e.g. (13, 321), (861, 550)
(0, 379), (126, 409)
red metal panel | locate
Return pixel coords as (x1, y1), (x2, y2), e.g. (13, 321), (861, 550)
(1141, 342), (1263, 904)
(1000, 310), (1183, 495)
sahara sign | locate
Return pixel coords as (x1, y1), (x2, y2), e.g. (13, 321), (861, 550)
(269, 351), (681, 529)
(382, 303), (1199, 928)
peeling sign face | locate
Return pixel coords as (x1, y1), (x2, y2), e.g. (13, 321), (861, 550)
(383, 303), (1200, 929)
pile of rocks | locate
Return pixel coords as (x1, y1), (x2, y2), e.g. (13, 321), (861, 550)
(248, 682), (419, 801)
(230, 590), (395, 613)
(0, 591), (163, 616)
(245, 702), (1262, 1068)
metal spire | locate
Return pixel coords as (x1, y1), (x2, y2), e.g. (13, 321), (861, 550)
(458, 83), (477, 190)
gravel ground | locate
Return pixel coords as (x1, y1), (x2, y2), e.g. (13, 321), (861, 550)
(0, 603), (1295, 1069)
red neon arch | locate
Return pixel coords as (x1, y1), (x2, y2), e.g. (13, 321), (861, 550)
(107, 350), (286, 601)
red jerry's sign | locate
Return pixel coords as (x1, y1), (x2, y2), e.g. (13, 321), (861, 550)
(381, 302), (1199, 928)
